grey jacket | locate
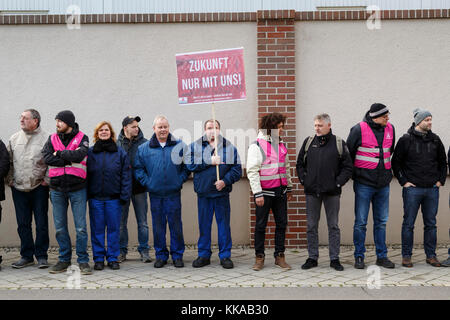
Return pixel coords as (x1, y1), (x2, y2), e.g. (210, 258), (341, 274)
(7, 126), (49, 191)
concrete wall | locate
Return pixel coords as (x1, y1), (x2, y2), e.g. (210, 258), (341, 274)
(296, 19), (450, 244)
(0, 22), (257, 246)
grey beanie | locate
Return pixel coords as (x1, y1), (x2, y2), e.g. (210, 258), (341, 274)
(413, 108), (432, 126)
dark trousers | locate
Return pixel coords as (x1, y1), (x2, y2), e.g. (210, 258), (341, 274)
(306, 194), (341, 261)
(401, 186), (439, 259)
(254, 194), (287, 258)
(11, 185), (50, 261)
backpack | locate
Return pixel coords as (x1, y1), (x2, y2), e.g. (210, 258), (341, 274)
(303, 135), (344, 163)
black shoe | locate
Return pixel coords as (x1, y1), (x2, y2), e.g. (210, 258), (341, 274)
(301, 258), (318, 270)
(220, 258), (234, 269)
(12, 257), (35, 269)
(107, 261), (120, 270)
(376, 257), (395, 269)
(192, 257), (210, 268)
(330, 259), (344, 271)
(94, 262), (104, 270)
(354, 256), (365, 269)
(173, 259), (184, 268)
(79, 263), (93, 275)
(49, 261), (71, 274)
(154, 259), (167, 268)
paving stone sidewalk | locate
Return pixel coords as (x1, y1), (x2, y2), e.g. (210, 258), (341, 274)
(0, 246), (449, 290)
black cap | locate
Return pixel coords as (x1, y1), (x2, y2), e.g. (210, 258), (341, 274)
(368, 103), (389, 118)
(122, 116), (141, 128)
(55, 110), (76, 128)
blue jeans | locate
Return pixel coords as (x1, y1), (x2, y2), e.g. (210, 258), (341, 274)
(150, 195), (185, 261)
(401, 186), (439, 259)
(197, 195), (232, 260)
(89, 199), (122, 263)
(50, 188), (89, 263)
(119, 192), (149, 255)
(11, 186), (49, 261)
(353, 181), (390, 259)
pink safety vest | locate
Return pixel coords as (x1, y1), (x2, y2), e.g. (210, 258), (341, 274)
(48, 131), (87, 179)
(354, 121), (393, 170)
(257, 138), (288, 189)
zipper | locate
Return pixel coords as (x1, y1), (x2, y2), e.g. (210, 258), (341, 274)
(101, 151), (106, 197)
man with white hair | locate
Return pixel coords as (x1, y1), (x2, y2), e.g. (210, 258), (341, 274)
(296, 114), (353, 271)
(392, 108), (447, 268)
(134, 115), (190, 268)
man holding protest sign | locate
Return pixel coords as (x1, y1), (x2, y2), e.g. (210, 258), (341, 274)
(186, 120), (242, 269)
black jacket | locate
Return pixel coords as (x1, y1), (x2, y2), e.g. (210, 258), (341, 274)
(296, 131), (353, 196)
(0, 139), (10, 201)
(346, 112), (396, 188)
(117, 128), (147, 195)
(42, 123), (89, 192)
(392, 125), (447, 187)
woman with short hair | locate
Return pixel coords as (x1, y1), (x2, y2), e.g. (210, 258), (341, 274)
(87, 121), (132, 270)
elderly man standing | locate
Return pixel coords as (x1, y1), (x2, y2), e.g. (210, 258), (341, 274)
(134, 115), (190, 268)
(392, 108), (447, 268)
(296, 114), (353, 271)
(187, 119), (242, 269)
(346, 103), (396, 269)
(42, 110), (91, 275)
(7, 109), (50, 269)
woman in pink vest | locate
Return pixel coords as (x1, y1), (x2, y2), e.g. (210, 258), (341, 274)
(247, 113), (293, 271)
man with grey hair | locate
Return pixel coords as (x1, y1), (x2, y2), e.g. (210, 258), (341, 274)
(7, 109), (50, 269)
(134, 115), (190, 268)
(296, 114), (353, 271)
(392, 108), (447, 268)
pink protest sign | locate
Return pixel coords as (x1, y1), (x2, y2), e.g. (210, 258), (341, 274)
(176, 47), (246, 105)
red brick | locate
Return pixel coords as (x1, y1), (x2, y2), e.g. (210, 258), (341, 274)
(267, 32), (286, 38)
(277, 51), (295, 56)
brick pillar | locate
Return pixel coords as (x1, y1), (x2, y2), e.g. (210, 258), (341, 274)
(249, 10), (307, 251)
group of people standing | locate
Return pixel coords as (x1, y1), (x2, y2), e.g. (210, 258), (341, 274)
(0, 102), (448, 275)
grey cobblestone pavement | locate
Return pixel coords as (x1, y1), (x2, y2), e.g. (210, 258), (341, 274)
(0, 245), (449, 291)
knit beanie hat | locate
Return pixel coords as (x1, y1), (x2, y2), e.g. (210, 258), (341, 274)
(368, 103), (389, 118)
(55, 110), (76, 128)
(413, 108), (432, 126)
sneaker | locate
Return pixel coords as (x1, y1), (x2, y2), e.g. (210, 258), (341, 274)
(37, 258), (50, 269)
(441, 257), (450, 267)
(376, 257), (395, 269)
(426, 257), (441, 267)
(330, 259), (344, 271)
(220, 258), (234, 269)
(79, 263), (93, 275)
(301, 258), (318, 270)
(192, 257), (210, 268)
(354, 256), (365, 269)
(117, 252), (127, 263)
(94, 262), (105, 270)
(402, 257), (413, 268)
(173, 259), (184, 268)
(12, 257), (35, 269)
(141, 252), (152, 263)
(154, 259), (167, 268)
(275, 253), (291, 270)
(49, 261), (71, 274)
(252, 254), (265, 271)
(107, 261), (120, 270)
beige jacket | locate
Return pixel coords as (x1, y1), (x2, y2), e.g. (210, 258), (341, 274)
(246, 130), (292, 197)
(7, 126), (49, 191)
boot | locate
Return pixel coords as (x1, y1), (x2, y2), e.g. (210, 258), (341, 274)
(252, 254), (265, 271)
(275, 253), (291, 270)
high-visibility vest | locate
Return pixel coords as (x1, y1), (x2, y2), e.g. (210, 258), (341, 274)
(354, 121), (393, 170)
(257, 138), (288, 189)
(48, 131), (87, 179)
